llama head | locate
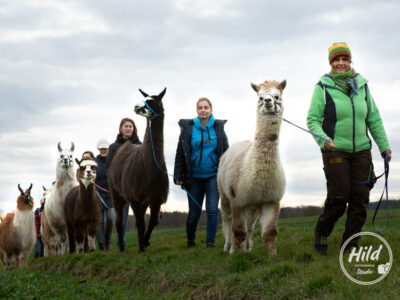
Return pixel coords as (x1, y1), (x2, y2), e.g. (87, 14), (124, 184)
(40, 186), (49, 207)
(17, 183), (34, 211)
(76, 158), (97, 189)
(57, 142), (75, 169)
(134, 88), (167, 119)
(251, 80), (286, 116)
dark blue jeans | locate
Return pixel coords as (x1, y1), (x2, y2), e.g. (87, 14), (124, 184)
(117, 204), (129, 243)
(186, 176), (220, 246)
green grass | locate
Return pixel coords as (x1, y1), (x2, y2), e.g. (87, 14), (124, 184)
(1, 209), (399, 299)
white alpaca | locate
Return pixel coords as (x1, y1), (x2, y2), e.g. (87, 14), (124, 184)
(218, 80), (286, 255)
(0, 184), (36, 267)
(41, 142), (78, 256)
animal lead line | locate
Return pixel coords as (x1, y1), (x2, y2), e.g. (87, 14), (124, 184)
(145, 107), (202, 209)
(276, 115), (390, 231)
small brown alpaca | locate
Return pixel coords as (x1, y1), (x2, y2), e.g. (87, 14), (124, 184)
(64, 158), (101, 253)
(0, 184), (36, 267)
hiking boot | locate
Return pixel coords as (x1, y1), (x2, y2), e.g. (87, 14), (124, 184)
(187, 240), (195, 248)
(206, 244), (215, 249)
(105, 240), (112, 250)
(98, 242), (105, 251)
(314, 232), (328, 255)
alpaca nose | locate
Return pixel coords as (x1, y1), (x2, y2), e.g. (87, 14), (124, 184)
(262, 98), (273, 107)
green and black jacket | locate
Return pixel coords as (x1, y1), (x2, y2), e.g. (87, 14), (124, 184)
(307, 74), (390, 153)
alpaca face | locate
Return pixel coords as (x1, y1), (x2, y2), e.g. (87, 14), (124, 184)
(78, 159), (97, 188)
(257, 88), (283, 115)
(134, 88), (166, 119)
(17, 184), (34, 210)
(251, 80), (286, 116)
(57, 142), (75, 169)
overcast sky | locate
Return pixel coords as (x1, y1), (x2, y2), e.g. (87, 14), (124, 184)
(1, 0), (399, 214)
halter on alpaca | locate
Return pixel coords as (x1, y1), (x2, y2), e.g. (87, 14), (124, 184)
(218, 80), (287, 255)
(109, 88), (169, 252)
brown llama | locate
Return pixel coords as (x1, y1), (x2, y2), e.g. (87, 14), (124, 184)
(109, 88), (169, 252)
(0, 184), (36, 267)
(64, 158), (101, 253)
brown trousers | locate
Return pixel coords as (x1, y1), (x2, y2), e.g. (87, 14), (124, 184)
(315, 149), (374, 245)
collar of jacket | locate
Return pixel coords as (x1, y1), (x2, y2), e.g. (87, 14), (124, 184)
(319, 73), (368, 89)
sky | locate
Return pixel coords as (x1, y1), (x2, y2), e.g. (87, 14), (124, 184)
(1, 0), (399, 213)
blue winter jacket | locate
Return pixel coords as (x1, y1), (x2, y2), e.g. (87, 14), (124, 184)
(191, 115), (218, 178)
(174, 116), (229, 186)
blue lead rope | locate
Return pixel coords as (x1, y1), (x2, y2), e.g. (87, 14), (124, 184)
(148, 123), (202, 209)
(279, 116), (390, 231)
(143, 99), (202, 209)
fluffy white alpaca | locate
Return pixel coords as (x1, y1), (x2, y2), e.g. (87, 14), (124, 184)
(218, 80), (286, 255)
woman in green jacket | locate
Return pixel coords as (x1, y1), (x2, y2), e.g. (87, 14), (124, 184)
(307, 42), (391, 255)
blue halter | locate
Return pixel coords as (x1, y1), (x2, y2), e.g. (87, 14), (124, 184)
(143, 100), (160, 120)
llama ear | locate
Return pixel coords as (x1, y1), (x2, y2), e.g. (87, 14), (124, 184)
(251, 83), (259, 92)
(57, 142), (62, 152)
(28, 183), (33, 192)
(70, 142), (75, 152)
(18, 184), (24, 195)
(277, 80), (287, 91)
(139, 89), (149, 98)
(75, 158), (80, 165)
(42, 185), (47, 191)
(158, 88), (167, 100)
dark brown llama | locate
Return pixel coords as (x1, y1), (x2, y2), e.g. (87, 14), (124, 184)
(0, 184), (36, 267)
(109, 88), (169, 252)
(64, 158), (101, 253)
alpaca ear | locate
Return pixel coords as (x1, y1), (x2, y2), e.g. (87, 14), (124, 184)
(70, 142), (75, 152)
(28, 183), (33, 192)
(139, 89), (149, 98)
(251, 82), (259, 92)
(18, 184), (24, 195)
(42, 185), (47, 191)
(57, 142), (62, 152)
(158, 88), (167, 100)
(277, 80), (287, 91)
(75, 158), (80, 165)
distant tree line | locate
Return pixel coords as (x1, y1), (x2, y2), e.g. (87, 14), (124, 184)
(124, 199), (400, 229)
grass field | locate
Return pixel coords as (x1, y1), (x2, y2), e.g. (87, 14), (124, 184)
(1, 209), (399, 299)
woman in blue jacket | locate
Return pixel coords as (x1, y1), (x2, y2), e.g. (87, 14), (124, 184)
(174, 98), (229, 248)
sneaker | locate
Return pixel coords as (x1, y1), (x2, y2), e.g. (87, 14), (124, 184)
(187, 240), (195, 248)
(314, 232), (328, 255)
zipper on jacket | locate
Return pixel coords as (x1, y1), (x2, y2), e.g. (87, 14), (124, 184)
(350, 94), (356, 153)
(198, 128), (204, 167)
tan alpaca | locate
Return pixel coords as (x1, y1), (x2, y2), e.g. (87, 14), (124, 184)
(218, 80), (286, 255)
(0, 184), (36, 267)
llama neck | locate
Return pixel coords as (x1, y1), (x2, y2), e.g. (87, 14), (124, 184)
(56, 164), (76, 183)
(13, 209), (34, 235)
(79, 182), (96, 208)
(253, 115), (282, 163)
(143, 116), (165, 163)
